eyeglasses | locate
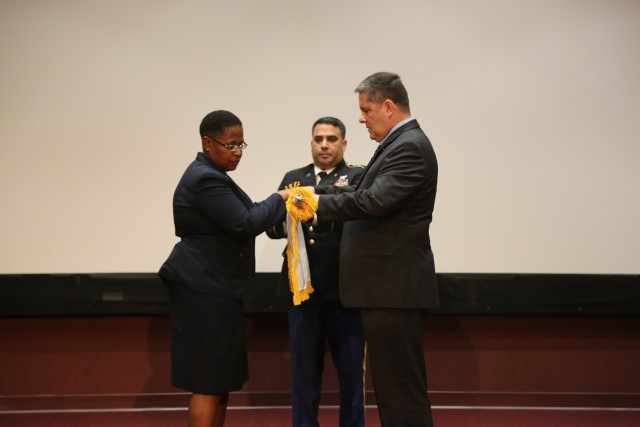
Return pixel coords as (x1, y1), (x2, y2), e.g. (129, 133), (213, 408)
(208, 136), (248, 152)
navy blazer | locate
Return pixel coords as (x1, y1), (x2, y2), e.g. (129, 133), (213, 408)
(159, 152), (286, 300)
(316, 120), (439, 309)
(267, 160), (363, 303)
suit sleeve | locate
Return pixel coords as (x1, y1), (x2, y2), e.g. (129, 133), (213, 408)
(191, 172), (285, 239)
(317, 140), (432, 222)
(314, 185), (355, 195)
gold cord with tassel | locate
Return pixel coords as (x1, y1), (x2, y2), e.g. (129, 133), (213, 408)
(285, 185), (318, 305)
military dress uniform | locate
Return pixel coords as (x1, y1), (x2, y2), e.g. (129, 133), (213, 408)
(267, 159), (366, 427)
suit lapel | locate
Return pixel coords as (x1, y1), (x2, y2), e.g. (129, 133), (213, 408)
(227, 175), (253, 208)
(196, 152), (254, 208)
(301, 165), (317, 186)
(355, 120), (420, 189)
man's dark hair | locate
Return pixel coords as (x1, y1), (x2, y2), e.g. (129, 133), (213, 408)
(355, 72), (411, 113)
(199, 110), (242, 137)
(312, 116), (346, 139)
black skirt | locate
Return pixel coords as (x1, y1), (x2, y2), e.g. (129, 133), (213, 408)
(167, 282), (248, 394)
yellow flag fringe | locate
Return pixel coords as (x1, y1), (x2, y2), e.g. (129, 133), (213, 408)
(285, 185), (318, 305)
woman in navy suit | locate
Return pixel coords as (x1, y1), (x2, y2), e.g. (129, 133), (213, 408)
(159, 110), (289, 427)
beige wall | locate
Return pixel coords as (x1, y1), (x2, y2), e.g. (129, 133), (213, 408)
(1, 0), (639, 274)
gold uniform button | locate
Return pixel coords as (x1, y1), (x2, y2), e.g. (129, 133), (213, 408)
(309, 226), (314, 232)
(309, 239), (315, 245)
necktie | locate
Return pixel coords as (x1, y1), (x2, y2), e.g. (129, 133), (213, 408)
(317, 171), (328, 184)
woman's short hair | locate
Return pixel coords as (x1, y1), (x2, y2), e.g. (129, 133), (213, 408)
(199, 110), (242, 137)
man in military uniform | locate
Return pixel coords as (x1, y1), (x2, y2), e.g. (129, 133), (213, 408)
(267, 117), (365, 427)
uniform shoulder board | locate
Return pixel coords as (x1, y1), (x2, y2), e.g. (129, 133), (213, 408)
(286, 163), (314, 174)
(346, 162), (365, 168)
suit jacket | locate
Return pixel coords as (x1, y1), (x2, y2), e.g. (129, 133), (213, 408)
(159, 152), (286, 300)
(267, 160), (364, 303)
(316, 120), (439, 309)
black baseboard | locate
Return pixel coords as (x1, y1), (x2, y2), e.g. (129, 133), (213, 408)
(0, 273), (638, 317)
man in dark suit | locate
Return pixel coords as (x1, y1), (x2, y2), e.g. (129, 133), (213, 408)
(311, 73), (439, 427)
(267, 117), (366, 427)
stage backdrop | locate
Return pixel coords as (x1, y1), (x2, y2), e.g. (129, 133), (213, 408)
(1, 0), (638, 275)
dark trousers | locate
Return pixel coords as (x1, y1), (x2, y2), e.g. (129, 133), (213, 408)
(289, 302), (366, 427)
(361, 308), (433, 427)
